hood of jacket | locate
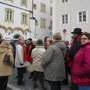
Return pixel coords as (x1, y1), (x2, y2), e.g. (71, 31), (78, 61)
(52, 40), (66, 51)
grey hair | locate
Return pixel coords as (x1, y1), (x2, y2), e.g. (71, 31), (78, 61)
(18, 36), (24, 41)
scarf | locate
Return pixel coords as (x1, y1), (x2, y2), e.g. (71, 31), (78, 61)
(18, 41), (28, 62)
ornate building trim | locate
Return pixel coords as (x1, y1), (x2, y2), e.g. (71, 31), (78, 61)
(0, 24), (30, 33)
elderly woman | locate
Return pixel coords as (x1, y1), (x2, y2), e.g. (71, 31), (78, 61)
(71, 32), (90, 90)
(0, 40), (14, 90)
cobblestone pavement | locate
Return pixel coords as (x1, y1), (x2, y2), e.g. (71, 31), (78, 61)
(7, 68), (71, 90)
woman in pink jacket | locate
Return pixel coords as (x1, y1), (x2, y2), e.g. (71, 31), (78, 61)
(71, 32), (90, 90)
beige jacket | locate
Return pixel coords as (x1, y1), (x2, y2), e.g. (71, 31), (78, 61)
(31, 46), (45, 72)
(0, 41), (14, 76)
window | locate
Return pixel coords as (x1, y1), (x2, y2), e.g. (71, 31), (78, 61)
(33, 3), (37, 9)
(41, 3), (46, 13)
(50, 7), (52, 16)
(49, 20), (52, 30)
(35, 20), (38, 26)
(78, 11), (87, 22)
(62, 0), (68, 3)
(21, 12), (28, 25)
(62, 14), (68, 24)
(50, 0), (52, 3)
(40, 18), (46, 29)
(5, 8), (14, 23)
(21, 0), (28, 7)
(8, 0), (13, 3)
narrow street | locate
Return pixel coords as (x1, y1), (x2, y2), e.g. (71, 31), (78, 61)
(8, 68), (71, 90)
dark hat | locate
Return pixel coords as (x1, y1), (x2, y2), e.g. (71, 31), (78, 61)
(28, 38), (32, 42)
(71, 28), (82, 34)
(37, 39), (43, 46)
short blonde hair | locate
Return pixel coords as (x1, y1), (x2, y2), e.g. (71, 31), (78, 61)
(53, 33), (62, 40)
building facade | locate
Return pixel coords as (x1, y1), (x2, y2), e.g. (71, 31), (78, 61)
(53, 0), (90, 41)
(0, 0), (53, 40)
(31, 0), (53, 39)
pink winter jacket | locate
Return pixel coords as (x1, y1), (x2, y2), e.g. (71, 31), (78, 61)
(71, 42), (90, 86)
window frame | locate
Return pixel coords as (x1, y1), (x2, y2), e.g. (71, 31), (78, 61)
(61, 14), (69, 25)
(5, 8), (14, 23)
(40, 18), (46, 29)
(49, 20), (52, 30)
(40, 3), (46, 14)
(61, 0), (69, 3)
(33, 3), (37, 9)
(8, 0), (14, 3)
(50, 7), (52, 16)
(35, 20), (38, 26)
(50, 0), (53, 3)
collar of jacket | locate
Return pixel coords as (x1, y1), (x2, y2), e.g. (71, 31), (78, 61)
(0, 45), (10, 54)
(52, 40), (64, 45)
(81, 42), (90, 47)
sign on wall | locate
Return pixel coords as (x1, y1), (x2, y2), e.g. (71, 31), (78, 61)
(63, 29), (67, 33)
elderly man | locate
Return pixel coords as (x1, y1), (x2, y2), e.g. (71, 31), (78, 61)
(15, 36), (29, 85)
(41, 33), (66, 90)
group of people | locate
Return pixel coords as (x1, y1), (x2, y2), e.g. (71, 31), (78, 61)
(0, 28), (90, 90)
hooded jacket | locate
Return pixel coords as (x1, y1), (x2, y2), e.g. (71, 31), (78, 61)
(0, 41), (14, 76)
(41, 40), (66, 81)
(67, 36), (81, 68)
(15, 43), (29, 68)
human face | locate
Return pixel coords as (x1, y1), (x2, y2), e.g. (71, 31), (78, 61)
(73, 34), (78, 39)
(26, 40), (28, 44)
(81, 35), (90, 44)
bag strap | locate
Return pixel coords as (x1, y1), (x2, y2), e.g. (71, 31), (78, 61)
(53, 45), (65, 58)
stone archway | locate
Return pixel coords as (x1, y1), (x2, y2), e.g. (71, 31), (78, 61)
(13, 34), (20, 39)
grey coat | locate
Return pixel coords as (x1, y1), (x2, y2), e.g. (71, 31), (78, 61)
(41, 40), (66, 81)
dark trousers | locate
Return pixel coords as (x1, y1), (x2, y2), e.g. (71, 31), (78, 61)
(62, 63), (69, 83)
(71, 82), (78, 90)
(17, 67), (25, 83)
(33, 71), (44, 82)
(48, 81), (61, 90)
(0, 76), (8, 90)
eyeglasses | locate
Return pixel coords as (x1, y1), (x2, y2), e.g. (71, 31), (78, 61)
(81, 38), (89, 40)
